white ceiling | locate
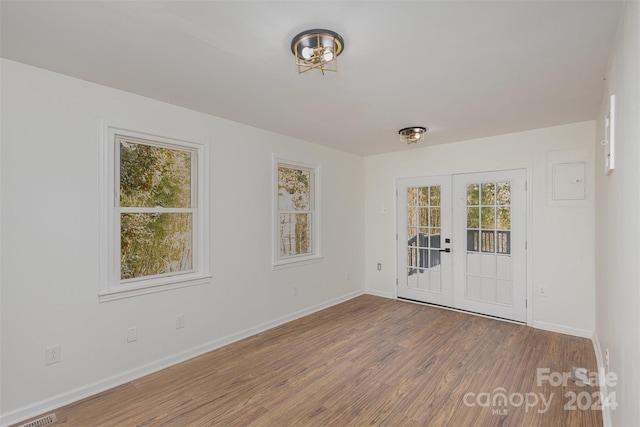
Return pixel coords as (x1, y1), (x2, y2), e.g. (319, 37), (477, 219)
(0, 1), (623, 155)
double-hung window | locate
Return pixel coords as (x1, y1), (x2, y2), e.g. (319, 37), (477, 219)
(100, 125), (210, 301)
(273, 158), (321, 268)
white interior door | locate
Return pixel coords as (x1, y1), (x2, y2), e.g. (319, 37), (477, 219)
(397, 176), (453, 306)
(397, 170), (527, 323)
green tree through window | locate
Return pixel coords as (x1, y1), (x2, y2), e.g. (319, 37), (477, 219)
(119, 138), (193, 280)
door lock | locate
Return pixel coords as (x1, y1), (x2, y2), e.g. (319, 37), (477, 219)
(439, 248), (451, 253)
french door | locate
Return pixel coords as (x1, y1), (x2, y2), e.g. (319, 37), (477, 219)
(396, 176), (453, 306)
(397, 170), (527, 323)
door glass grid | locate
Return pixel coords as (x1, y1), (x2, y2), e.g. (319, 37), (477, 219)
(465, 181), (512, 305)
(466, 182), (511, 254)
(407, 186), (442, 291)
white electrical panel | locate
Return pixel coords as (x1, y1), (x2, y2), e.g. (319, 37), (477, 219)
(552, 162), (586, 200)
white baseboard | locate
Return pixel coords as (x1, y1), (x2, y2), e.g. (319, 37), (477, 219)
(365, 288), (395, 299)
(531, 320), (593, 338)
(592, 331), (612, 427)
(0, 290), (364, 427)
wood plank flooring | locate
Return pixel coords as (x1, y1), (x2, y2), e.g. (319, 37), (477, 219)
(18, 295), (602, 426)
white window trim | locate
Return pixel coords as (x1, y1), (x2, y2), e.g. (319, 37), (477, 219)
(99, 121), (210, 301)
(272, 156), (322, 269)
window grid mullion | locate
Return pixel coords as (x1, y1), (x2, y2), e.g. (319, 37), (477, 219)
(117, 207), (195, 214)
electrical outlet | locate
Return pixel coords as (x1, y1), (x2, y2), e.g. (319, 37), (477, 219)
(176, 314), (185, 330)
(127, 327), (137, 343)
(345, 272), (349, 281)
(292, 286), (298, 296)
(538, 286), (547, 296)
(45, 345), (61, 365)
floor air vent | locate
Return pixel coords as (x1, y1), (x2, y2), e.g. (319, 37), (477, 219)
(18, 413), (57, 427)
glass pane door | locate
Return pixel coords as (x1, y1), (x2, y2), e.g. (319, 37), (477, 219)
(406, 186), (442, 292)
(399, 171), (526, 323)
(397, 176), (452, 306)
(452, 170), (527, 323)
(464, 181), (513, 305)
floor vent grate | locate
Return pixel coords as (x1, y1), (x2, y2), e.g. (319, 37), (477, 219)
(18, 413), (57, 427)
(571, 365), (593, 386)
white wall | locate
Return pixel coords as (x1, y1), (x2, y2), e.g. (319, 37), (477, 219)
(0, 59), (365, 424)
(365, 122), (596, 335)
(594, 2), (640, 426)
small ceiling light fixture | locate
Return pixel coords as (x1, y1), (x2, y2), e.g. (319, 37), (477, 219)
(399, 127), (428, 144)
(291, 29), (344, 75)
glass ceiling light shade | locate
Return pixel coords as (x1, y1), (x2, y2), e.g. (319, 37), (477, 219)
(291, 29), (344, 75)
(399, 127), (428, 144)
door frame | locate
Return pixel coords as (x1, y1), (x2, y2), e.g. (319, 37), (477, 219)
(395, 166), (533, 326)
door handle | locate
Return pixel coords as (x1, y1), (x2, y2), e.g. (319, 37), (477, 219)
(439, 248), (451, 253)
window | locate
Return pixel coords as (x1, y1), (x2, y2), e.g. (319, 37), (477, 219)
(466, 181), (511, 255)
(273, 158), (321, 268)
(100, 125), (210, 301)
(406, 185), (441, 284)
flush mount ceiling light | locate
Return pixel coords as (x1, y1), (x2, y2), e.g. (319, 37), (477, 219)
(399, 127), (428, 144)
(291, 29), (344, 75)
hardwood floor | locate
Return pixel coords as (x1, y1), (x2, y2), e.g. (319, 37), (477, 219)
(19, 295), (602, 426)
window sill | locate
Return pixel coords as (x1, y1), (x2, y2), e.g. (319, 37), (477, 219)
(99, 275), (212, 302)
(272, 256), (323, 270)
